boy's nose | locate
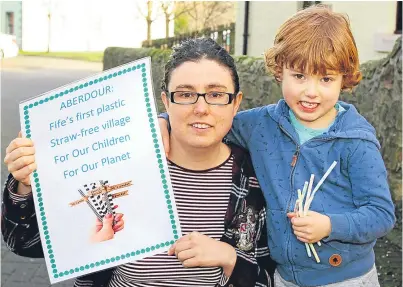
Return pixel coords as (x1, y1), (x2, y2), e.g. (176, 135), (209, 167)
(304, 82), (318, 98)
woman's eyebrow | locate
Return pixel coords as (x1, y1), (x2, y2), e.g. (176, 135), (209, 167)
(206, 84), (228, 89)
(174, 84), (195, 90)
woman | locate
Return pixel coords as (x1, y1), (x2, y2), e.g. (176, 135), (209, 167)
(2, 38), (274, 287)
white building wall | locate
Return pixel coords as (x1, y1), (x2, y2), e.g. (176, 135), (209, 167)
(0, 1), (23, 47)
(235, 1), (400, 63)
(323, 1), (399, 62)
(22, 0), (172, 52)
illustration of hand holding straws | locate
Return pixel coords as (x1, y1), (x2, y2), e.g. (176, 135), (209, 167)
(68, 180), (132, 243)
(290, 161), (338, 263)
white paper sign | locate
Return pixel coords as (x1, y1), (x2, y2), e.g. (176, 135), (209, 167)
(19, 57), (182, 284)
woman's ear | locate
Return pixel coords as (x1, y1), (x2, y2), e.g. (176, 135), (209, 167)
(161, 91), (170, 112)
(232, 92), (243, 116)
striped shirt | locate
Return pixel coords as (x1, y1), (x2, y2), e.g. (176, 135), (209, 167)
(108, 155), (234, 287)
(2, 144), (274, 287)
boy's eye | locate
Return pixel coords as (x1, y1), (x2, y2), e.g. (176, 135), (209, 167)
(322, 77), (334, 83)
(293, 74), (305, 80)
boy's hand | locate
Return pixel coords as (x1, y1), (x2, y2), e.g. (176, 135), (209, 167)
(167, 231), (237, 277)
(287, 211), (331, 243)
(158, 118), (170, 157)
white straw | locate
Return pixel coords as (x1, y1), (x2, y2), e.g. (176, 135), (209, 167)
(297, 189), (303, 217)
(301, 181), (308, 204)
(304, 175), (315, 216)
(309, 243), (320, 263)
(309, 161), (337, 202)
(305, 243), (312, 257)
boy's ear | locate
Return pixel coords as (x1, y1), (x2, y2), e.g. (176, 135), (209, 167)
(161, 91), (170, 111)
(276, 66), (284, 82)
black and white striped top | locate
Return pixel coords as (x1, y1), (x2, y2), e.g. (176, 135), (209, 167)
(108, 155), (234, 287)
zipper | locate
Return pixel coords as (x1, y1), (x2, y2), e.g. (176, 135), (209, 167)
(279, 124), (300, 283)
(279, 123), (336, 284)
(278, 125), (300, 213)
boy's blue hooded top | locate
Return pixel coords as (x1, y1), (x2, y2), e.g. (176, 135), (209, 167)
(227, 100), (395, 286)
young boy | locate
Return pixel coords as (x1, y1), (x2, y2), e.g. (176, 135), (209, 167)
(159, 6), (396, 287)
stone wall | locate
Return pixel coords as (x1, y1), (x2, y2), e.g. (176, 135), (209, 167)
(103, 38), (402, 202)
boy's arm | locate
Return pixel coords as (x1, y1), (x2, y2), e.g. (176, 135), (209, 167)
(324, 140), (396, 243)
(159, 106), (266, 150)
(225, 106), (266, 150)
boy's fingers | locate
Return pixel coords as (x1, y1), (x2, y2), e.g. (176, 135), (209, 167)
(291, 217), (310, 226)
(296, 236), (309, 243)
(292, 225), (308, 233)
(294, 230), (310, 239)
(305, 210), (318, 216)
(287, 212), (297, 218)
(158, 118), (170, 156)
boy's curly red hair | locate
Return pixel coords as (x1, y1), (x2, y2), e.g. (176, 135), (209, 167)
(265, 5), (362, 91)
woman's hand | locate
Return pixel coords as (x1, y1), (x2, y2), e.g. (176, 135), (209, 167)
(4, 132), (36, 194)
(168, 231), (237, 277)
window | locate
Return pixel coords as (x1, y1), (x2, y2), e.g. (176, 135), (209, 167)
(6, 12), (14, 34)
(396, 1), (402, 34)
(302, 1), (321, 9)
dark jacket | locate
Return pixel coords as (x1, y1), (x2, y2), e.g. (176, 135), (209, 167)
(2, 144), (276, 287)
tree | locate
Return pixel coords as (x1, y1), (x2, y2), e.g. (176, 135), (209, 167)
(160, 1), (192, 39)
(136, 1), (159, 45)
(185, 1), (233, 31)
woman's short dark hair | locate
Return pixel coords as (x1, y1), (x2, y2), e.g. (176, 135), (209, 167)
(161, 37), (240, 94)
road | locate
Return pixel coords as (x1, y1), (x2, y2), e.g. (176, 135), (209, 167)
(1, 56), (102, 287)
(0, 56), (401, 287)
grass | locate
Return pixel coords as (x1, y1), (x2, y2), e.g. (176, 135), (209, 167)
(18, 51), (104, 62)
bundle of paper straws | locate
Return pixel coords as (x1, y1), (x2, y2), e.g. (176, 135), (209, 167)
(293, 161), (338, 263)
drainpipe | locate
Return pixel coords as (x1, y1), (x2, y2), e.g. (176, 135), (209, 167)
(242, 1), (250, 55)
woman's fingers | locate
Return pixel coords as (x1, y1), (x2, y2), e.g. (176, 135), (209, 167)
(7, 155), (36, 173)
(5, 145), (35, 164)
(5, 138), (34, 156)
(11, 162), (37, 184)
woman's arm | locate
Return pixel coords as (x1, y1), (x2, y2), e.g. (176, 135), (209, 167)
(1, 174), (44, 258)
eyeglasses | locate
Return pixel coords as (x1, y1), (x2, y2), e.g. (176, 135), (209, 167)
(169, 91), (235, 105)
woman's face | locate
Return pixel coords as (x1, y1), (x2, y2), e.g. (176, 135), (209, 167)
(162, 59), (242, 149)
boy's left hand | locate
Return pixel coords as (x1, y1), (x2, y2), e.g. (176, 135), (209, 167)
(287, 211), (331, 243)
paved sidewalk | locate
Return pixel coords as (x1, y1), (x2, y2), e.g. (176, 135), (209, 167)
(1, 242), (74, 287)
(2, 235), (401, 287)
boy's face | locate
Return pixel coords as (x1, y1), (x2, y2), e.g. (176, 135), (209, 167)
(280, 66), (343, 129)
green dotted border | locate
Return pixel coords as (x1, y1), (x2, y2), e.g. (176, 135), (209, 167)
(23, 62), (179, 279)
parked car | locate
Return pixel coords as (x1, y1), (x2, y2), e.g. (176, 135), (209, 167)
(0, 33), (19, 59)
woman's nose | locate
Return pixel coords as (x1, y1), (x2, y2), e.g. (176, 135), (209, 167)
(193, 95), (209, 115)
